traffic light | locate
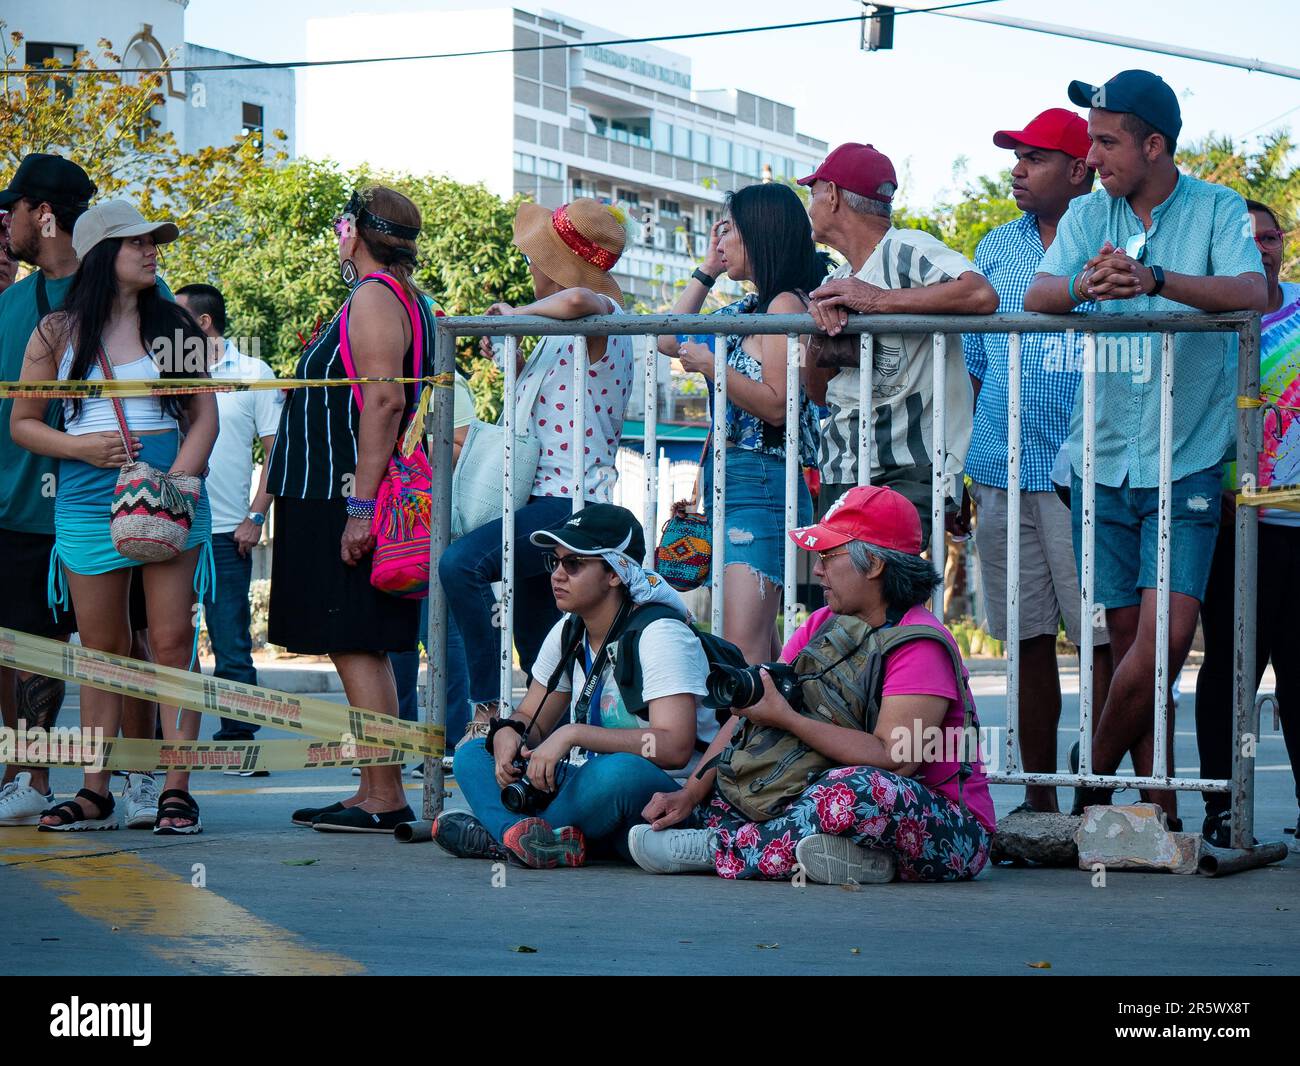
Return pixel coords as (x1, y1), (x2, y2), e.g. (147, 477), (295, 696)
(861, 3), (895, 51)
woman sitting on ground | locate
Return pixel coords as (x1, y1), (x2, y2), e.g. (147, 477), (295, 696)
(628, 486), (997, 884)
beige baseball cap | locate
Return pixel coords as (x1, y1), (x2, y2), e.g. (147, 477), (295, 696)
(72, 199), (179, 260)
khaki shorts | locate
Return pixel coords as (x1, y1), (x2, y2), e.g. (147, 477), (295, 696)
(970, 481), (1108, 647)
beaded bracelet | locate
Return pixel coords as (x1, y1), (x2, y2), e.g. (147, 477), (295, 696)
(346, 496), (376, 520)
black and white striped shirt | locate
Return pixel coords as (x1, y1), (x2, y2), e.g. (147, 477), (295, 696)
(267, 279), (433, 500)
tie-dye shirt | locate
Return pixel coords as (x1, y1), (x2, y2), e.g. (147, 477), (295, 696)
(1259, 282), (1300, 526)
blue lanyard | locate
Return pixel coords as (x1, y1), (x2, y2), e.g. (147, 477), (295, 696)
(582, 638), (605, 730)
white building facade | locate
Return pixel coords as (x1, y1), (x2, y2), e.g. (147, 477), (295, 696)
(2, 0), (295, 159)
(302, 5), (827, 306)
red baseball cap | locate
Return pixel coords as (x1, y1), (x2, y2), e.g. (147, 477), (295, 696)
(992, 108), (1091, 160)
(789, 486), (922, 556)
(797, 143), (897, 204)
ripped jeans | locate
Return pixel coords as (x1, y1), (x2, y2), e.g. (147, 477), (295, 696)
(702, 447), (812, 588)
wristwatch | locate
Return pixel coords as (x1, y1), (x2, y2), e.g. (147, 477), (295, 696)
(1148, 265), (1166, 297)
(692, 267), (716, 289)
(247, 511), (266, 526)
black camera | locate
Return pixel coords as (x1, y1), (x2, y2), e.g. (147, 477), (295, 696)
(501, 757), (555, 815)
(706, 661), (805, 713)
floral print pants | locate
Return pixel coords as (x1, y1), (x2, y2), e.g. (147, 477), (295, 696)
(701, 766), (991, 882)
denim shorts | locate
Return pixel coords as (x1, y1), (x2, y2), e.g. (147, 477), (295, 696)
(1070, 465), (1223, 610)
(703, 447), (812, 587)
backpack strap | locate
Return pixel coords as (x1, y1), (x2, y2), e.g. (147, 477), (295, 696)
(611, 603), (688, 720)
(870, 624), (981, 812)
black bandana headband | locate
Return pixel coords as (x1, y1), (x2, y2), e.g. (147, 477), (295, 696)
(344, 190), (421, 241)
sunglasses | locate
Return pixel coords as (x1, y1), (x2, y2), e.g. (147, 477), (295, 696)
(543, 551), (599, 575)
(816, 547), (851, 564)
(1254, 229), (1286, 250)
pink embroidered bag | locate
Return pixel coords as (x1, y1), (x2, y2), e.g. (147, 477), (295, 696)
(338, 273), (434, 599)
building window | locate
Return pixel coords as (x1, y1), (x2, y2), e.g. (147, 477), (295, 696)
(658, 198), (680, 217)
(691, 131), (710, 164)
(652, 121), (672, 154)
(615, 188), (640, 206)
(672, 126), (690, 159)
(241, 102), (265, 152)
(711, 138), (731, 169)
(514, 152), (537, 174)
(26, 42), (78, 98)
(538, 158), (562, 179)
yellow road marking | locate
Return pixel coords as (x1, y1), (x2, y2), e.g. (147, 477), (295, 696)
(1, 833), (363, 976)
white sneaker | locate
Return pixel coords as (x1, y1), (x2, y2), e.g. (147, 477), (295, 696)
(0, 772), (53, 826)
(794, 834), (896, 885)
(121, 773), (161, 830)
(627, 824), (718, 875)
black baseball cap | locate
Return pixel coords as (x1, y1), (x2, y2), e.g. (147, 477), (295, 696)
(0, 153), (97, 211)
(1067, 70), (1182, 145)
(530, 503), (646, 562)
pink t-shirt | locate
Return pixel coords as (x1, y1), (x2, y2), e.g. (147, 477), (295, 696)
(782, 605), (997, 834)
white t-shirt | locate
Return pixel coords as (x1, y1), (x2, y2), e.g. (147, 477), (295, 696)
(517, 299), (633, 503)
(207, 341), (284, 533)
(530, 612), (716, 779)
(820, 227), (977, 493)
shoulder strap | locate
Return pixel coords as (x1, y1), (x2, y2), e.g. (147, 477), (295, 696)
(508, 338), (560, 430)
(93, 344), (133, 458)
(36, 272), (52, 319)
(336, 273), (425, 427)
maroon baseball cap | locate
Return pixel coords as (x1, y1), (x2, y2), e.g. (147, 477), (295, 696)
(790, 486), (922, 556)
(993, 108), (1091, 160)
(797, 143), (898, 204)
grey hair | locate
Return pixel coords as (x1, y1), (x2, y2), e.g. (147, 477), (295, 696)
(841, 188), (893, 220)
(847, 540), (941, 610)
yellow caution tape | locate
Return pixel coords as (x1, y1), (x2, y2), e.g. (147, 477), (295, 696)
(1236, 484), (1300, 511)
(1237, 395), (1300, 414)
(3, 734), (412, 773)
(0, 374), (456, 400)
(0, 628), (444, 758)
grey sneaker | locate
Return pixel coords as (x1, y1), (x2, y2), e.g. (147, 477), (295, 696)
(794, 834), (896, 885)
(121, 772), (161, 829)
(0, 773), (52, 826)
(627, 824), (717, 875)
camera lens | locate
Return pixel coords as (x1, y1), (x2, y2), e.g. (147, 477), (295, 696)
(501, 781), (529, 814)
(706, 664), (763, 709)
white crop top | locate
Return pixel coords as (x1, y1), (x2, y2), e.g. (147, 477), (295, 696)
(59, 347), (179, 436)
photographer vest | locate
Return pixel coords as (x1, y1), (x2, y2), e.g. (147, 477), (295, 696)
(715, 614), (978, 823)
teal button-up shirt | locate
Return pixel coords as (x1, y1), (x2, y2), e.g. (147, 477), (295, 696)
(1037, 173), (1263, 488)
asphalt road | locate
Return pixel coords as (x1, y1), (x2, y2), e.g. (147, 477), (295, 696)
(3, 669), (1296, 976)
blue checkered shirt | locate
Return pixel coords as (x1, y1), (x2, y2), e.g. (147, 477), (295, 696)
(963, 213), (1090, 492)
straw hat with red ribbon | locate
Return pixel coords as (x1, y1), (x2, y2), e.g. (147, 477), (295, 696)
(512, 198), (633, 305)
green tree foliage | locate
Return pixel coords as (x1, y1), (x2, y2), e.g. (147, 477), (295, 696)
(1178, 130), (1299, 280)
(161, 160), (532, 420)
(1, 28), (274, 234)
(894, 160), (1019, 259)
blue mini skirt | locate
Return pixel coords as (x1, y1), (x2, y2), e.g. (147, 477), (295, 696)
(51, 430), (214, 665)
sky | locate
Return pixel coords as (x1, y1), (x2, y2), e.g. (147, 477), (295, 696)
(184, 0), (1300, 209)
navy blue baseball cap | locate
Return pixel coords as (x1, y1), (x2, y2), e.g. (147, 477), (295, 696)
(1067, 70), (1182, 145)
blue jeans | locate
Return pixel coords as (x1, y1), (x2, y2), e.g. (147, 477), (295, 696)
(703, 447), (812, 587)
(390, 598), (470, 744)
(453, 738), (682, 859)
(436, 496), (573, 705)
(205, 531), (259, 739)
(1070, 465), (1223, 610)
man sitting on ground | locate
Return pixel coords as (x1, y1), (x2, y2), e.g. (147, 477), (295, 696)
(434, 505), (718, 868)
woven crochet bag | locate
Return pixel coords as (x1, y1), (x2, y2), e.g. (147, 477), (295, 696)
(99, 346), (200, 563)
(654, 500), (712, 592)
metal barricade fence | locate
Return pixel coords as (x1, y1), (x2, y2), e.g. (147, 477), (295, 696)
(422, 310), (1266, 853)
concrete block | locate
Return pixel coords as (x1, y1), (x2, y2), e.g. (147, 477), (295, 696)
(1075, 803), (1201, 874)
(991, 809), (1081, 866)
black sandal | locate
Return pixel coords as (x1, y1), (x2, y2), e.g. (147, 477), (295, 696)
(153, 789), (203, 835)
(38, 788), (117, 832)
